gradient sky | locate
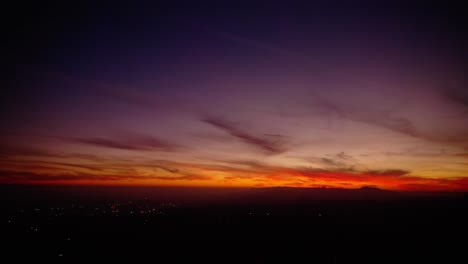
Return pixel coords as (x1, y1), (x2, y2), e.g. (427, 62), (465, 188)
(2, 1), (468, 190)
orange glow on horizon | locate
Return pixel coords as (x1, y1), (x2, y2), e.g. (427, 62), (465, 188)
(2, 164), (467, 192)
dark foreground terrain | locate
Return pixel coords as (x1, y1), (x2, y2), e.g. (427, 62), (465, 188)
(1, 185), (466, 262)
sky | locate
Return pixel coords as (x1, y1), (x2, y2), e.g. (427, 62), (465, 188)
(2, 1), (468, 191)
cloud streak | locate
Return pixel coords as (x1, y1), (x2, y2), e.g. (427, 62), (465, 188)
(0, 170), (211, 183)
(199, 26), (303, 59)
(0, 159), (467, 191)
(366, 170), (410, 176)
(443, 86), (468, 110)
(311, 97), (468, 143)
(71, 135), (180, 152)
(202, 116), (287, 154)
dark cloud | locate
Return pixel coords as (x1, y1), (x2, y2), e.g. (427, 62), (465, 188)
(72, 135), (179, 152)
(151, 174), (211, 181)
(320, 158), (347, 168)
(0, 170), (119, 182)
(67, 153), (109, 162)
(384, 149), (447, 157)
(289, 167), (410, 180)
(324, 100), (418, 138)
(336, 152), (353, 160)
(4, 160), (104, 172)
(0, 170), (210, 182)
(306, 152), (358, 171)
(311, 97), (468, 143)
(153, 164), (179, 174)
(51, 162), (103, 172)
(443, 85), (468, 110)
(367, 169), (410, 176)
(214, 159), (273, 171)
(202, 117), (287, 154)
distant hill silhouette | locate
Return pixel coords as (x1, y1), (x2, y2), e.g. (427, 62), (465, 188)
(0, 184), (464, 206)
(226, 186), (400, 204)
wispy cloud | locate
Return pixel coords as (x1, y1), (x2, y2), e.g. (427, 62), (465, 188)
(384, 149), (447, 157)
(0, 170), (211, 183)
(443, 85), (468, 110)
(24, 160), (103, 172)
(149, 174), (211, 181)
(153, 164), (179, 174)
(314, 98), (418, 136)
(366, 169), (410, 176)
(0, 170), (111, 181)
(202, 116), (287, 154)
(305, 152), (359, 171)
(336, 152), (353, 160)
(199, 25), (304, 59)
(1, 160), (467, 191)
(311, 97), (468, 143)
(71, 134), (180, 152)
(319, 157), (347, 168)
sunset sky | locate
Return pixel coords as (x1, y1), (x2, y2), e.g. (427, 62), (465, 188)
(2, 1), (468, 191)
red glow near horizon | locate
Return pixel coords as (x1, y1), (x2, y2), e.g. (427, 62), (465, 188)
(1, 162), (467, 191)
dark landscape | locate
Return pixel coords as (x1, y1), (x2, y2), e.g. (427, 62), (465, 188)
(1, 185), (466, 262)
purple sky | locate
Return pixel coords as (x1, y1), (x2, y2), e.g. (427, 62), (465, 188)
(2, 1), (468, 190)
